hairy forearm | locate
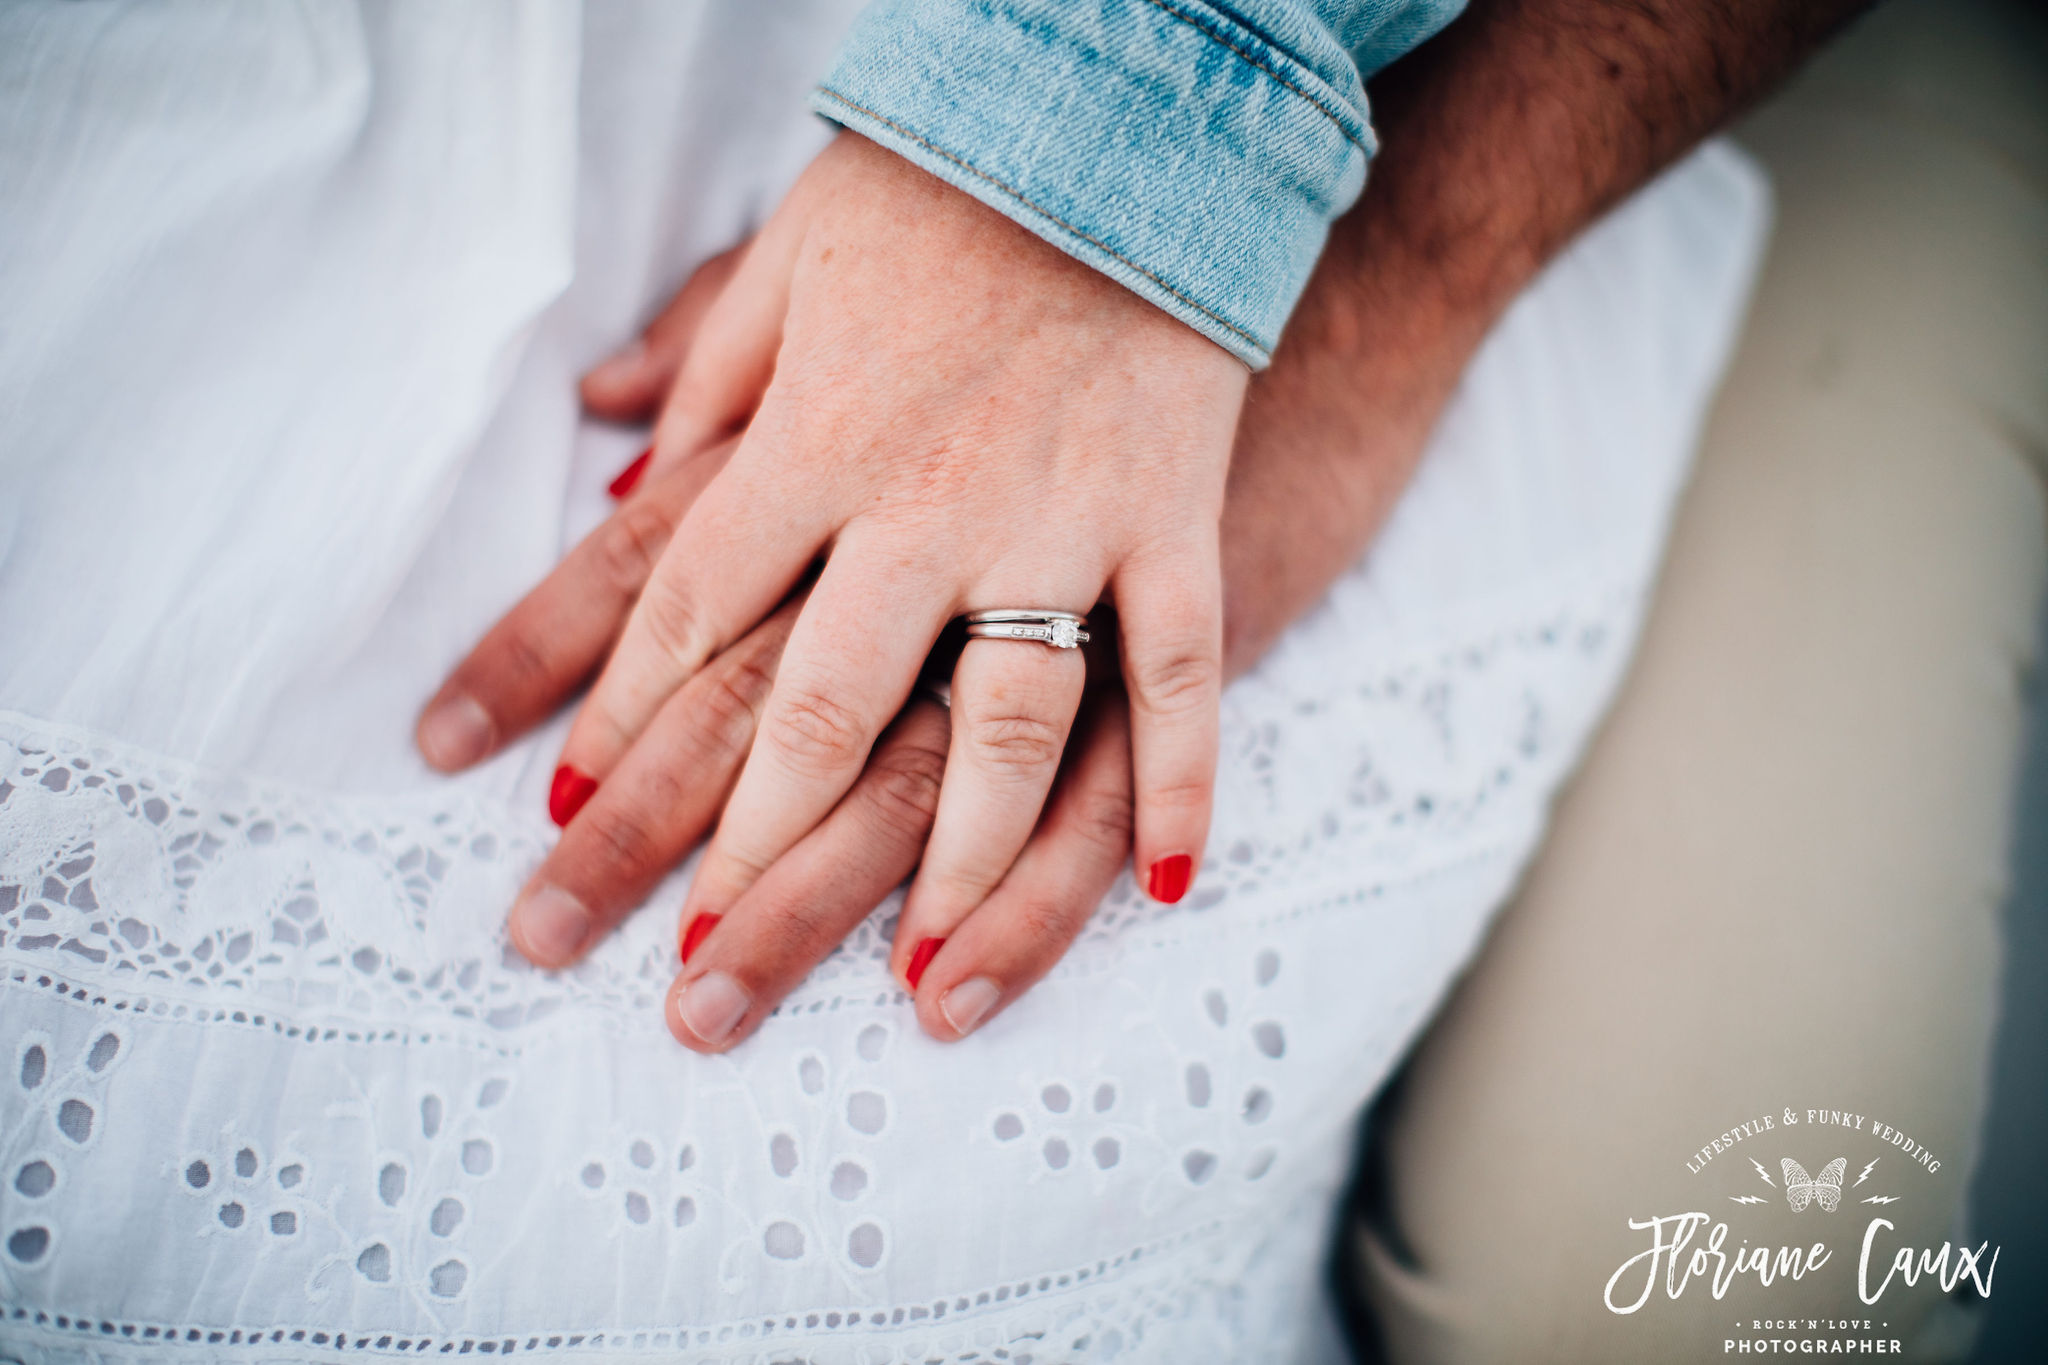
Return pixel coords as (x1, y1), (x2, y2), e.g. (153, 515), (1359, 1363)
(1222, 0), (1870, 674)
(1317, 0), (1872, 351)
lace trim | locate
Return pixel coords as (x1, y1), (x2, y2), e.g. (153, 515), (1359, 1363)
(0, 590), (1632, 1048)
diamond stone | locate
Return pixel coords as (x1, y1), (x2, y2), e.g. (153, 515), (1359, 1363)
(1049, 619), (1082, 649)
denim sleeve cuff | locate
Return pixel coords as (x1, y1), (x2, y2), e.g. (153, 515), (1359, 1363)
(810, 0), (1377, 369)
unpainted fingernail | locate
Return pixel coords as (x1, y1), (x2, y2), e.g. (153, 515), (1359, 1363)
(675, 970), (751, 1047)
(906, 936), (945, 989)
(938, 976), (1000, 1038)
(511, 883), (591, 966)
(607, 445), (653, 499)
(1147, 853), (1193, 904)
(418, 695), (493, 771)
(549, 764), (598, 827)
(680, 911), (721, 964)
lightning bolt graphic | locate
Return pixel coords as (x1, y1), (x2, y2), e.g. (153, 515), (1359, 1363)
(1861, 1195), (1900, 1205)
(1730, 1195), (1769, 1206)
(1751, 1158), (1774, 1187)
(1855, 1158), (1879, 1187)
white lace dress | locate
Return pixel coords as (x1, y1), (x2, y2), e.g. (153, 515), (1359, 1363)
(0, 3), (1766, 1361)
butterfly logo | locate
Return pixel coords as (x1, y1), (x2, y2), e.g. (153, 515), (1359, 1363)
(1781, 1157), (1847, 1213)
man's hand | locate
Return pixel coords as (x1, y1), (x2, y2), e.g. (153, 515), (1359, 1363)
(419, 0), (1872, 1050)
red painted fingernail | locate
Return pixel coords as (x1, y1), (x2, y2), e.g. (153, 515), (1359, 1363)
(906, 936), (945, 989)
(680, 912), (721, 964)
(1147, 853), (1193, 904)
(607, 445), (653, 499)
(548, 764), (598, 827)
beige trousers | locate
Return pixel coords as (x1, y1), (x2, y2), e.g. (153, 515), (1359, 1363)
(1344, 1), (2048, 1360)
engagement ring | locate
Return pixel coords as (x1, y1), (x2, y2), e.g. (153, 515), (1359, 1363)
(963, 609), (1090, 649)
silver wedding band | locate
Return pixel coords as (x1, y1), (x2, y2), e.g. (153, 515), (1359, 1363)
(917, 610), (1089, 711)
(963, 609), (1090, 650)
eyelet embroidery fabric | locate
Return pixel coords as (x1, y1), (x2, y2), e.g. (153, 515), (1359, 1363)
(0, 0), (1769, 1352)
(0, 583), (1634, 1363)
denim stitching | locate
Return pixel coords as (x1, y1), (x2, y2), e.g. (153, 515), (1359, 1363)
(813, 86), (1270, 360)
(1138, 0), (1370, 151)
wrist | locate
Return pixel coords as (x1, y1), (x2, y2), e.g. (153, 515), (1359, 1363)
(1285, 168), (1540, 394)
(1218, 180), (1517, 682)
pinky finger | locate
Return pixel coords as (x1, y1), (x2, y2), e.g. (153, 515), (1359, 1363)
(906, 694), (1134, 1042)
(1114, 545), (1222, 907)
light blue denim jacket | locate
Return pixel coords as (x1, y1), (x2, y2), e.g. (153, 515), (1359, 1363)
(812, 0), (1467, 367)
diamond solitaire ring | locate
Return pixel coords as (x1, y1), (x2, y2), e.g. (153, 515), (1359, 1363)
(963, 609), (1090, 650)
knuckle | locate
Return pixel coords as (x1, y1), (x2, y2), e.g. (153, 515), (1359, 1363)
(745, 904), (838, 984)
(594, 503), (676, 596)
(857, 739), (948, 844)
(713, 840), (776, 891)
(495, 628), (564, 693)
(731, 901), (801, 965)
(962, 710), (1066, 777)
(576, 800), (666, 883)
(1128, 647), (1219, 717)
(763, 683), (870, 773)
(691, 840), (776, 918)
(1011, 894), (1087, 949)
(690, 649), (779, 760)
(1067, 783), (1136, 853)
(637, 580), (707, 669)
(921, 863), (996, 915)
(1143, 772), (1213, 815)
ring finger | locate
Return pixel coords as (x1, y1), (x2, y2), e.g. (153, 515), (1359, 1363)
(668, 697), (952, 1050)
(906, 690), (1133, 1040)
(891, 618), (1087, 984)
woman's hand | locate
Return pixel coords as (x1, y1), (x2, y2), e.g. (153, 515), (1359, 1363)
(422, 131), (1245, 1046)
(422, 425), (1146, 1041)
(418, 195), (1468, 1051)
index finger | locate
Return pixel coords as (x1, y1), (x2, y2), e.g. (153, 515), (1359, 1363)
(415, 446), (730, 773)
